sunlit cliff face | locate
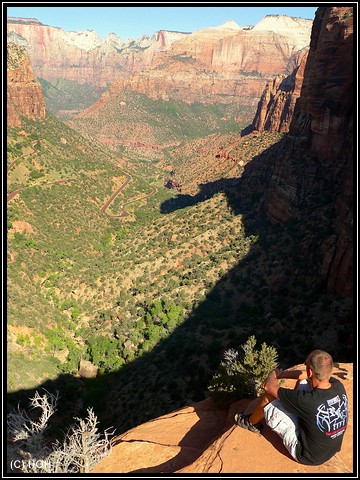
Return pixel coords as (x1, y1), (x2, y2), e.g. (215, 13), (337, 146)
(7, 43), (46, 127)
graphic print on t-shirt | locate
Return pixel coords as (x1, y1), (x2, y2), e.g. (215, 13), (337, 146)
(316, 394), (348, 439)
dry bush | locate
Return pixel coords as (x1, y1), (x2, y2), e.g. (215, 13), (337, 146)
(7, 389), (114, 473)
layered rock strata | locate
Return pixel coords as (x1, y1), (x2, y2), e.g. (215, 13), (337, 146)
(7, 42), (46, 127)
(7, 18), (187, 87)
(290, 6), (353, 161)
(7, 15), (312, 104)
(84, 16), (312, 107)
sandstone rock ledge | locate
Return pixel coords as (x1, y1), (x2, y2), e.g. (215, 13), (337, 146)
(92, 363), (353, 474)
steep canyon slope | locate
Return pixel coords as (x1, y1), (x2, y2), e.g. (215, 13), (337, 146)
(251, 48), (308, 133)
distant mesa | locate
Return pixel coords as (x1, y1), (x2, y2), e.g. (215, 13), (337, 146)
(253, 14), (313, 32)
(7, 17), (44, 25)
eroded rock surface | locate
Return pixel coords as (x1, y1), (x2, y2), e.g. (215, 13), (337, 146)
(91, 363), (353, 474)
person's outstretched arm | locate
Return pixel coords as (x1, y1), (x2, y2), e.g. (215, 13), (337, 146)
(276, 368), (307, 380)
(264, 368), (307, 398)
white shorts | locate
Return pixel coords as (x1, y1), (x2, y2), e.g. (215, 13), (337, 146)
(264, 399), (300, 460)
(264, 380), (312, 461)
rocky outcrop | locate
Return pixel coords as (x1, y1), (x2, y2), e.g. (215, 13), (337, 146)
(252, 48), (308, 133)
(252, 13), (313, 65)
(7, 43), (46, 127)
(91, 363), (353, 474)
(78, 359), (99, 379)
(259, 7), (353, 296)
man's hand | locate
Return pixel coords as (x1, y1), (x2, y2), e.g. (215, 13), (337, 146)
(264, 369), (279, 384)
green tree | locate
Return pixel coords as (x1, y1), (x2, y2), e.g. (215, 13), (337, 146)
(86, 336), (123, 371)
(45, 328), (66, 355)
(207, 335), (279, 406)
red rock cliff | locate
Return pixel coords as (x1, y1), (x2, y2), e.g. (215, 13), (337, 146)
(252, 48), (308, 133)
(261, 7), (353, 296)
(87, 17), (312, 107)
(290, 6), (353, 161)
(7, 43), (46, 127)
(7, 15), (312, 104)
(7, 20), (186, 88)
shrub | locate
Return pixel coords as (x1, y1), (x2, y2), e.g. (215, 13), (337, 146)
(7, 390), (114, 473)
(207, 335), (279, 406)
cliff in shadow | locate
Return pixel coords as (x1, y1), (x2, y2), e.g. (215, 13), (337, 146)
(259, 6), (353, 296)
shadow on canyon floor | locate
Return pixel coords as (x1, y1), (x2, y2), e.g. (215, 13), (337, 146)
(7, 136), (353, 458)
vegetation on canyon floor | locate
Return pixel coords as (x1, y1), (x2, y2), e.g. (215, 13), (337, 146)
(7, 96), (352, 438)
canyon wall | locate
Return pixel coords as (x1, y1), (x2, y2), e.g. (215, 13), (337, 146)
(7, 18), (187, 87)
(260, 6), (353, 296)
(290, 6), (353, 161)
(81, 16), (312, 108)
(7, 15), (312, 105)
(7, 42), (46, 127)
(252, 48), (308, 132)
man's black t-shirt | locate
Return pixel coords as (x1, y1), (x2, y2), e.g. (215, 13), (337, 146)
(278, 377), (348, 465)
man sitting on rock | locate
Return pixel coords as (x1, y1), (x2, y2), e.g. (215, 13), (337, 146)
(234, 349), (348, 465)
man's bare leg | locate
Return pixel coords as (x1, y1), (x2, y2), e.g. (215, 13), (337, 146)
(248, 391), (277, 425)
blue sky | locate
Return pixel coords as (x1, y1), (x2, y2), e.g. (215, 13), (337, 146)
(6, 4), (319, 41)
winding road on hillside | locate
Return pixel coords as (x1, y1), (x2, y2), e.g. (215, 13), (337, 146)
(100, 172), (132, 213)
(7, 141), (159, 214)
(7, 140), (38, 174)
(100, 169), (158, 217)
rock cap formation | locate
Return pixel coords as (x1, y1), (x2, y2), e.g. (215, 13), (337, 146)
(62, 29), (103, 51)
(211, 19), (242, 30)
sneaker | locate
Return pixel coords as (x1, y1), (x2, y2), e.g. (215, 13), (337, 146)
(234, 413), (261, 434)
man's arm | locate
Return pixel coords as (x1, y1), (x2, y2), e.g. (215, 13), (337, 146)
(277, 369), (307, 380)
(264, 368), (307, 398)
